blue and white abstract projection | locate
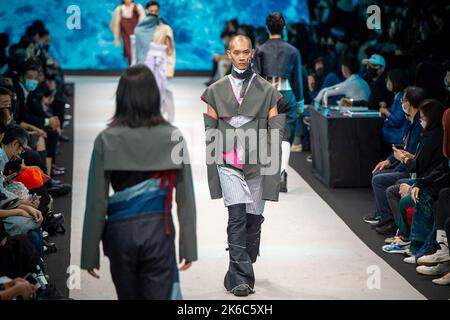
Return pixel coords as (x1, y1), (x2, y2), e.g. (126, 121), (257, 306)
(1, 0), (308, 70)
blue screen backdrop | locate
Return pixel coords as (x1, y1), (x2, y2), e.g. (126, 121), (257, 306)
(0, 0), (308, 70)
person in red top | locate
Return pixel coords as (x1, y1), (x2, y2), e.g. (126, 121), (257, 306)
(110, 0), (146, 65)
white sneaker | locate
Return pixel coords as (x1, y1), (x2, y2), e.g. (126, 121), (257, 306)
(432, 272), (450, 286)
(416, 262), (450, 276)
(403, 255), (416, 264)
(417, 244), (450, 266)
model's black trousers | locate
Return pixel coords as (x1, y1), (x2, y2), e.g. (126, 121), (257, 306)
(224, 204), (264, 292)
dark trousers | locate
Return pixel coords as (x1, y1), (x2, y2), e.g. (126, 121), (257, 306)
(372, 169), (409, 224)
(44, 127), (59, 160)
(296, 107), (311, 150)
(279, 90), (297, 144)
(103, 213), (176, 300)
(386, 178), (411, 225)
(50, 99), (66, 129)
(224, 204), (264, 291)
(435, 188), (450, 230)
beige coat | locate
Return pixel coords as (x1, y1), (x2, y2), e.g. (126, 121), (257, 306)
(110, 4), (146, 43)
(152, 23), (176, 78)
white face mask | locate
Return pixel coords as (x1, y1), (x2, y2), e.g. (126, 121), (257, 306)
(420, 120), (427, 129)
(401, 102), (409, 116)
(386, 81), (393, 92)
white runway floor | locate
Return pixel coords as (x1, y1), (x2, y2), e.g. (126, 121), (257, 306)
(67, 76), (424, 300)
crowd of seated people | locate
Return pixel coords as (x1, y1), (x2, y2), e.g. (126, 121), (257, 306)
(206, 1), (450, 288)
(0, 20), (72, 299)
(303, 1), (450, 286)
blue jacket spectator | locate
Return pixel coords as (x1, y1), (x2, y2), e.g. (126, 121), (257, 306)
(381, 69), (410, 145)
(386, 87), (426, 172)
(383, 92), (408, 144)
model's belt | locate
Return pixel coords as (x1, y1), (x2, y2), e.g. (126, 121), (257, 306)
(265, 77), (291, 91)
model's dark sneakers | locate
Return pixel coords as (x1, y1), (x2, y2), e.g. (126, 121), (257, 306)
(231, 284), (253, 297)
(280, 170), (287, 193)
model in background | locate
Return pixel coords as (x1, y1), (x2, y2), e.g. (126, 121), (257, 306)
(253, 12), (304, 193)
(133, 1), (176, 122)
(110, 0), (146, 65)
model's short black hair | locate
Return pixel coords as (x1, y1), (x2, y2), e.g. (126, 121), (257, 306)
(404, 86), (426, 109)
(341, 55), (359, 75)
(2, 124), (29, 146)
(266, 13), (285, 35)
(25, 25), (39, 38)
(146, 1), (160, 9)
(32, 19), (46, 31)
(38, 28), (50, 38)
(220, 31), (233, 39)
(227, 19), (239, 30)
(110, 64), (165, 128)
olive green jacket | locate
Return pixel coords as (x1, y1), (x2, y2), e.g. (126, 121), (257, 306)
(80, 124), (197, 270)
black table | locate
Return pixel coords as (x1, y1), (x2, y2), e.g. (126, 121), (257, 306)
(309, 107), (385, 188)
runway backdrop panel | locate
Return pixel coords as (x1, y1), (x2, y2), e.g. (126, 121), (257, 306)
(0, 0), (308, 70)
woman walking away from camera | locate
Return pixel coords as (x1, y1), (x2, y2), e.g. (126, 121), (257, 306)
(81, 64), (197, 300)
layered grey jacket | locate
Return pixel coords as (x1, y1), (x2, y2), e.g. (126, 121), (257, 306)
(201, 74), (286, 202)
(80, 124), (197, 270)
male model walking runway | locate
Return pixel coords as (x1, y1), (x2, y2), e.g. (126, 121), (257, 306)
(201, 35), (286, 296)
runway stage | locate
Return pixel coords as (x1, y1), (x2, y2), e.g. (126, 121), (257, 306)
(67, 76), (424, 300)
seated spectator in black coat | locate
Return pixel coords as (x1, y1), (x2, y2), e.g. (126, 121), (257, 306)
(341, 54), (393, 109)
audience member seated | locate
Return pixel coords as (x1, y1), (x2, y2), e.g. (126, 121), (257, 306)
(342, 54), (394, 110)
(314, 55), (371, 107)
(383, 99), (445, 259)
(379, 69), (410, 155)
(308, 56), (340, 99)
(365, 86), (425, 233)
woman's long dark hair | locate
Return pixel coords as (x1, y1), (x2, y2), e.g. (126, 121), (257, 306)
(418, 99), (444, 132)
(110, 64), (165, 128)
(386, 69), (409, 93)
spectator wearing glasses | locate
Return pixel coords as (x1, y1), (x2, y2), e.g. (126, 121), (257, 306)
(0, 124), (29, 167)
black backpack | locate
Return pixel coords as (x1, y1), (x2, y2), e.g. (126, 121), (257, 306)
(42, 212), (65, 236)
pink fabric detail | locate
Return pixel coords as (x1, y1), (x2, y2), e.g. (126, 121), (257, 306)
(222, 149), (243, 169)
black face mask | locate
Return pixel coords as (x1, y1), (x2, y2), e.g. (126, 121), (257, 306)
(316, 67), (325, 77)
(43, 43), (50, 51)
(365, 67), (378, 79)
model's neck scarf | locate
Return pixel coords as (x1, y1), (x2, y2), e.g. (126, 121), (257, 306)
(134, 14), (160, 64)
(231, 65), (253, 98)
